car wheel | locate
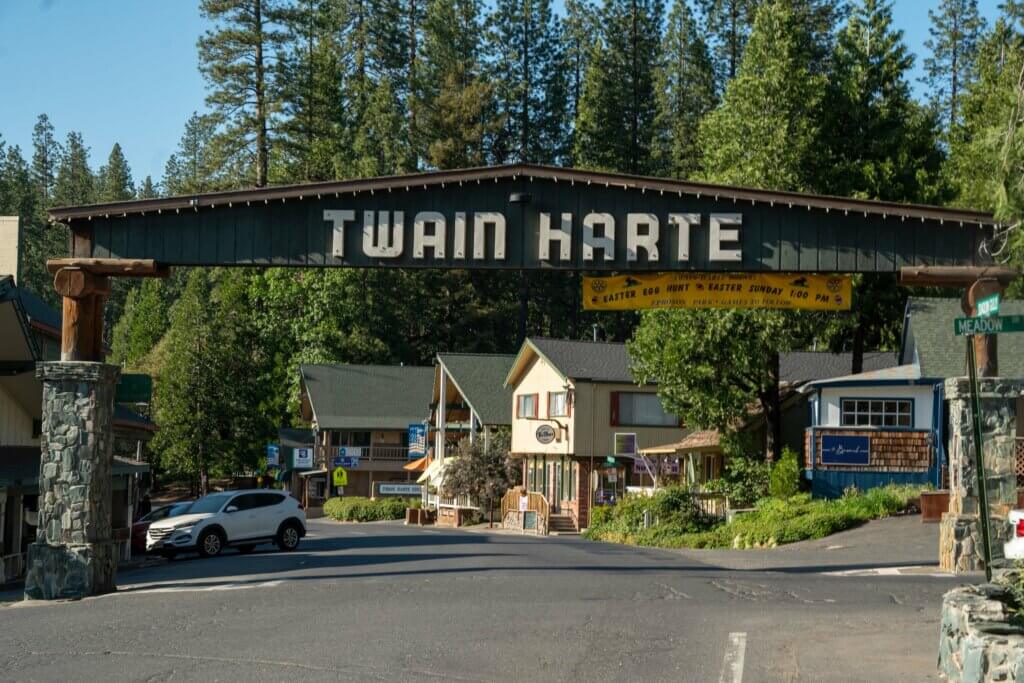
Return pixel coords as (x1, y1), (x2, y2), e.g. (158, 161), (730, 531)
(237, 544), (256, 554)
(276, 521), (301, 552)
(198, 529), (224, 558)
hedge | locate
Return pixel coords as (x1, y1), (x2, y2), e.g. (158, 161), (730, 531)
(322, 496), (412, 522)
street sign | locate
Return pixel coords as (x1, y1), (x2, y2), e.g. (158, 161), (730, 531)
(977, 293), (1000, 318)
(332, 467), (348, 487)
(953, 315), (1024, 336)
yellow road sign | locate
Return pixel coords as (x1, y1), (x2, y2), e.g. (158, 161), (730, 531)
(332, 467), (348, 487)
(582, 272), (851, 311)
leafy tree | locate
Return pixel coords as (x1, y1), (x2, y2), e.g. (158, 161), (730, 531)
(769, 446), (801, 498)
(924, 0), (987, 134)
(698, 0), (827, 191)
(198, 0), (286, 187)
(574, 0), (664, 174)
(652, 0), (716, 178)
(487, 0), (569, 163)
(442, 429), (517, 526)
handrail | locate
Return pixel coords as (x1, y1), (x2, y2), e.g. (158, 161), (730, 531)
(501, 488), (550, 534)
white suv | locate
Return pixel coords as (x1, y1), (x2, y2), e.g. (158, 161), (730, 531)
(146, 490), (306, 559)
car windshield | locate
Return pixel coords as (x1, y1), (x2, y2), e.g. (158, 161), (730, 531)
(188, 494), (232, 514)
(168, 502), (192, 516)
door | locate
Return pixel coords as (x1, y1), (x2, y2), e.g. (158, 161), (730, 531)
(251, 492), (286, 537)
(221, 493), (259, 540)
(548, 462), (562, 513)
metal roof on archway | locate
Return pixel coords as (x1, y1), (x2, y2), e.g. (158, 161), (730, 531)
(48, 164), (998, 273)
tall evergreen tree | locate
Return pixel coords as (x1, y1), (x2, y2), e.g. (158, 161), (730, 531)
(562, 0), (598, 164)
(138, 176), (158, 199)
(52, 132), (95, 207)
(696, 0), (760, 81)
(652, 0), (716, 178)
(97, 143), (135, 202)
(30, 114), (61, 203)
(198, 0), (286, 187)
(698, 0), (827, 191)
(163, 113), (222, 195)
(109, 279), (171, 368)
(487, 0), (570, 164)
(574, 0), (664, 174)
(924, 0), (987, 133)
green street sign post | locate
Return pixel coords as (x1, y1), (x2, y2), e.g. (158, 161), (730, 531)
(977, 293), (1000, 318)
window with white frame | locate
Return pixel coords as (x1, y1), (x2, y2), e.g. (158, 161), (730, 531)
(517, 394), (537, 418)
(840, 398), (912, 427)
(617, 393), (678, 427)
(549, 391), (569, 417)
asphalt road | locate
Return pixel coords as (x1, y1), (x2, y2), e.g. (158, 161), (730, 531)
(0, 516), (971, 682)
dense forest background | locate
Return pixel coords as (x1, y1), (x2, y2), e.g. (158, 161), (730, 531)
(2, 0), (1023, 477)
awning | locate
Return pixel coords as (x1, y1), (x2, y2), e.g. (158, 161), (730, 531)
(275, 468), (294, 482)
(404, 455), (430, 472)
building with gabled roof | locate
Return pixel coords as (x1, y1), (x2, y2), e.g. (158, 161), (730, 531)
(431, 352), (514, 456)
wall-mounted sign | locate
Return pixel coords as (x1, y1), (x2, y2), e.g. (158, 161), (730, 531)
(820, 435), (871, 466)
(584, 272), (851, 311)
(378, 483), (422, 496)
(266, 444), (279, 467)
(333, 456), (360, 468)
(614, 433), (637, 457)
(408, 424), (427, 458)
(535, 424), (556, 444)
(293, 447), (314, 469)
(339, 446), (363, 460)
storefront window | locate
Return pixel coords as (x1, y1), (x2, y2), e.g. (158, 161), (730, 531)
(617, 393), (679, 426)
(840, 399), (912, 427)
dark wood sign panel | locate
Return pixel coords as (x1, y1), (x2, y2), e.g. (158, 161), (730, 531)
(54, 166), (994, 273)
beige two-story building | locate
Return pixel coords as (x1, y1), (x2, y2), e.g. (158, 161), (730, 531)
(505, 338), (687, 532)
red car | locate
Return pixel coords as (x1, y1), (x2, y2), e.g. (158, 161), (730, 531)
(132, 502), (193, 555)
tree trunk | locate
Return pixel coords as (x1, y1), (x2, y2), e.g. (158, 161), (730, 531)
(517, 270), (529, 345)
(254, 0), (268, 188)
(763, 352), (782, 463)
(851, 312), (865, 375)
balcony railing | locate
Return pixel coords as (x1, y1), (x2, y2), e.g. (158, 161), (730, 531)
(317, 445), (411, 467)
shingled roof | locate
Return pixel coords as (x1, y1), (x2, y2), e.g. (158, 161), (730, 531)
(436, 353), (515, 426)
(902, 297), (1024, 379)
(300, 364), (434, 430)
(779, 351), (897, 384)
(521, 338), (636, 384)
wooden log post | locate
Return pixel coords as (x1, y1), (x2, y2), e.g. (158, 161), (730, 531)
(53, 267), (111, 362)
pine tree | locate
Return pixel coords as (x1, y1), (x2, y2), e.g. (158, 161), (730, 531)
(198, 0), (286, 187)
(52, 132), (95, 207)
(31, 114), (61, 203)
(487, 0), (569, 164)
(698, 0), (827, 191)
(696, 0), (760, 81)
(574, 0), (664, 174)
(562, 0), (598, 164)
(652, 0), (716, 178)
(137, 176), (158, 199)
(97, 143), (135, 202)
(276, 0), (346, 181)
(924, 0), (987, 133)
(351, 76), (411, 176)
(109, 278), (171, 368)
(0, 143), (38, 283)
(163, 113), (221, 195)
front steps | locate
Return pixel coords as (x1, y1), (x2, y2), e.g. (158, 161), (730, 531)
(549, 514), (578, 535)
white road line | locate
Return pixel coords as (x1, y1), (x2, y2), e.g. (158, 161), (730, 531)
(126, 579), (284, 594)
(719, 632), (747, 683)
(349, 530), (367, 536)
(821, 565), (949, 577)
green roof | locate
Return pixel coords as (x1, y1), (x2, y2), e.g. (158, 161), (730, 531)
(300, 364), (434, 430)
(903, 297), (1024, 379)
(437, 353), (515, 426)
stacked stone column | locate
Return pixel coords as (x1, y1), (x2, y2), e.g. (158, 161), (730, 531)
(24, 362), (120, 600)
(940, 377), (1024, 573)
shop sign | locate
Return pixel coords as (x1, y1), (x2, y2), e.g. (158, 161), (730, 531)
(633, 457), (680, 475)
(614, 433), (637, 457)
(583, 272), (851, 311)
(293, 447), (314, 469)
(378, 483), (422, 496)
(408, 424), (427, 458)
(535, 424), (556, 444)
(266, 443), (279, 467)
(820, 435), (870, 466)
(334, 455), (360, 468)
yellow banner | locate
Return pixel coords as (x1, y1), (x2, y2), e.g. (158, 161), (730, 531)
(582, 273), (852, 311)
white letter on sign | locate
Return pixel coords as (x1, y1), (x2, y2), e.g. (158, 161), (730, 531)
(626, 213), (659, 262)
(669, 213), (700, 261)
(362, 210), (404, 258)
(474, 212), (506, 260)
(582, 213), (615, 261)
(539, 212), (572, 261)
(710, 214), (742, 262)
(413, 211), (446, 259)
(325, 209), (355, 258)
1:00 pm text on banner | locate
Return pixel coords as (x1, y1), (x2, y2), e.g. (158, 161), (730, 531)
(582, 273), (852, 311)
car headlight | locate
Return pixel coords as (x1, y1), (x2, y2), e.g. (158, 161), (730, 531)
(171, 523), (195, 532)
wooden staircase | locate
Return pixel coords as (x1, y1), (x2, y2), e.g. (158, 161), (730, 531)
(548, 514), (578, 535)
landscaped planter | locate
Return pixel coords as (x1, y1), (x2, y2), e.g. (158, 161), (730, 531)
(405, 508), (421, 525)
(921, 490), (950, 523)
(938, 582), (1024, 681)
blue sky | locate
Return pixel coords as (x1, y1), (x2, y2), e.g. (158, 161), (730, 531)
(0, 0), (1008, 183)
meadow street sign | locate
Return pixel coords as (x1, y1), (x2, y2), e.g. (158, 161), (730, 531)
(977, 293), (1000, 318)
(954, 315), (1024, 336)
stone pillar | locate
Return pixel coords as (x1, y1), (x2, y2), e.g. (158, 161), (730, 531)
(24, 362), (120, 600)
(940, 377), (1024, 573)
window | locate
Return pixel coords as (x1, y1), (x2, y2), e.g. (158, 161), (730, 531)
(548, 391), (569, 417)
(253, 493), (284, 508)
(346, 431), (371, 447)
(517, 394), (538, 418)
(613, 392), (678, 427)
(840, 398), (912, 427)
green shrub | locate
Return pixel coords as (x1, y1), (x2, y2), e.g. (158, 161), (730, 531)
(769, 447), (801, 499)
(582, 486), (712, 544)
(323, 496), (412, 522)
